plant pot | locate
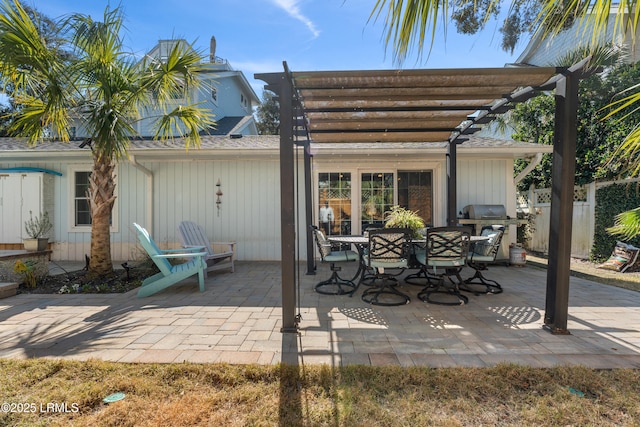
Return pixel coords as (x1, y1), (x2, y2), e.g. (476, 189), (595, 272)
(23, 238), (49, 252)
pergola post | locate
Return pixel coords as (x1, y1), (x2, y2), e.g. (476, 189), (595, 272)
(278, 73), (298, 333)
(544, 71), (579, 334)
(304, 141), (316, 275)
(446, 141), (458, 226)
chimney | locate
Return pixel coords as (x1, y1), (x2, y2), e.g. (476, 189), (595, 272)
(210, 36), (216, 63)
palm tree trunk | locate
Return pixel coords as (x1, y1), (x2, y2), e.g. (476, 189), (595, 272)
(88, 154), (117, 276)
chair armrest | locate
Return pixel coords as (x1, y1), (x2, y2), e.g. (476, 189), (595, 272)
(153, 251), (207, 259)
(211, 242), (236, 259)
(179, 245), (208, 252)
(212, 241), (236, 249)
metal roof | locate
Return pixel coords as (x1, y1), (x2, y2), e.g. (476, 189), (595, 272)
(258, 66), (561, 144)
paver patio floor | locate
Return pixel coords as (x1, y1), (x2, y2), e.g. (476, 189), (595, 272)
(1, 261), (639, 368)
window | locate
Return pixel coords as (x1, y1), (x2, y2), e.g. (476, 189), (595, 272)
(317, 172), (352, 235)
(361, 172), (394, 231)
(74, 171), (91, 226)
(397, 170), (433, 226)
(240, 93), (249, 109)
(211, 87), (218, 103)
(68, 166), (118, 232)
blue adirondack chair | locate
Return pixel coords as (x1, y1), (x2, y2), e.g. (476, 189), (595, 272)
(133, 223), (207, 298)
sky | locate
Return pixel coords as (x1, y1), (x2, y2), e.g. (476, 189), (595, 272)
(16, 0), (526, 98)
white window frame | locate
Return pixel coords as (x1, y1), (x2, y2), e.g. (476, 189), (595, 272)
(314, 161), (442, 234)
(68, 164), (119, 233)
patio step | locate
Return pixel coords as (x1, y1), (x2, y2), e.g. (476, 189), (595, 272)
(0, 282), (19, 299)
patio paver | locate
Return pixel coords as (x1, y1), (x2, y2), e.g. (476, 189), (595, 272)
(0, 261), (638, 368)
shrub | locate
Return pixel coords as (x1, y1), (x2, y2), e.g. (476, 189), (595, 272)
(592, 183), (640, 261)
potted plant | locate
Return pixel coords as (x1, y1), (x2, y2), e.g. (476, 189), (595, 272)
(23, 211), (53, 251)
(383, 206), (426, 238)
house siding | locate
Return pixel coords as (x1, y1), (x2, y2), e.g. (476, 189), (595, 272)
(517, 15), (640, 66)
(1, 156), (306, 262)
(457, 159), (509, 209)
(1, 137), (549, 262)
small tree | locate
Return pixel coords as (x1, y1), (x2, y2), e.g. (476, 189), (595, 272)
(256, 90), (279, 135)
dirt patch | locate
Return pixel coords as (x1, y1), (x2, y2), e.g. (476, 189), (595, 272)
(17, 263), (157, 295)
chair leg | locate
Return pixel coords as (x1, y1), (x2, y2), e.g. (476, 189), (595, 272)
(404, 266), (439, 287)
(459, 263), (503, 295)
(418, 268), (468, 306)
(361, 271), (410, 306)
(314, 263), (357, 296)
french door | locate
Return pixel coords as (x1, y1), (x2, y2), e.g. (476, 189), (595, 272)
(317, 169), (433, 235)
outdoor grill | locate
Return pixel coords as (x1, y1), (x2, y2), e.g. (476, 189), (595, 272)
(459, 204), (523, 228)
(458, 204), (525, 261)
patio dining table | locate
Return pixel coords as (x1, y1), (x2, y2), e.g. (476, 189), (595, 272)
(328, 234), (490, 292)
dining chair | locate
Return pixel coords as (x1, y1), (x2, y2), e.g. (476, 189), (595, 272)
(361, 228), (412, 306)
(459, 225), (505, 295)
(311, 225), (360, 295)
(416, 226), (471, 305)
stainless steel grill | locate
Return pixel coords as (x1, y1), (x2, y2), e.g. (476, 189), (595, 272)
(461, 204), (508, 220)
(458, 204), (524, 261)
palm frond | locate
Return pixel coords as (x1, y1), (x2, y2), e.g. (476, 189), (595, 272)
(550, 43), (625, 69)
(608, 123), (640, 176)
(369, 0), (455, 64)
(154, 104), (215, 149)
(141, 40), (204, 105)
(0, 0), (71, 142)
(534, 0), (640, 52)
(607, 206), (640, 239)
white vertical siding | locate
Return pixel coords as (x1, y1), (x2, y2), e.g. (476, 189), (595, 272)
(457, 159), (509, 209)
(142, 157), (304, 261)
(3, 154), (516, 262)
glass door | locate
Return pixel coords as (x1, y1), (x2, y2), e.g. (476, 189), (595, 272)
(397, 170), (433, 227)
(317, 172), (352, 236)
(360, 172), (394, 232)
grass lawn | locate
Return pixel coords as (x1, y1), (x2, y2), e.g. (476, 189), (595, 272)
(1, 359), (639, 426)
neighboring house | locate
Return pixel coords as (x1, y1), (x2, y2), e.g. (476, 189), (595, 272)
(68, 37), (260, 140)
(0, 135), (551, 261)
(516, 6), (640, 66)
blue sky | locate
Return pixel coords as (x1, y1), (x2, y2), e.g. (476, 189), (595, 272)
(21, 0), (525, 97)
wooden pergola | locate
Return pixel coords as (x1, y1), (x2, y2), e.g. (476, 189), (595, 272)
(256, 59), (591, 334)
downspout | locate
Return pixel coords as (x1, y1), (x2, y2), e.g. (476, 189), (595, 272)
(514, 153), (543, 186)
(130, 155), (153, 230)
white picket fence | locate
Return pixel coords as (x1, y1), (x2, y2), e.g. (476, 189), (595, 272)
(518, 178), (640, 258)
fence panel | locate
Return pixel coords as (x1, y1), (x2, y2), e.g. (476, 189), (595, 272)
(523, 184), (594, 258)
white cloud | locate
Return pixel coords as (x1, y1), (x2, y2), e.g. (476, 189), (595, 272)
(271, 0), (320, 38)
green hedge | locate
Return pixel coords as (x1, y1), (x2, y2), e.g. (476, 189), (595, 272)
(592, 183), (640, 261)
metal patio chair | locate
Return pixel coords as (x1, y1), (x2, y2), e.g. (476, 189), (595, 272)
(361, 228), (412, 306)
(416, 226), (471, 305)
(311, 225), (360, 295)
(460, 225), (505, 295)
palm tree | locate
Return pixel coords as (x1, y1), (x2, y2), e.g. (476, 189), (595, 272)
(0, 0), (215, 276)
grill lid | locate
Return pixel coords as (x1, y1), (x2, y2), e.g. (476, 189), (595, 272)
(462, 204), (507, 219)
